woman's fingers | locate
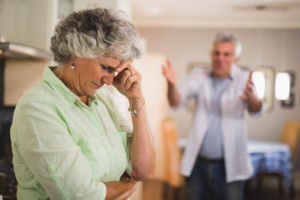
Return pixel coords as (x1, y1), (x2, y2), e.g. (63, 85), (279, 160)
(121, 68), (138, 86)
(125, 73), (141, 89)
(116, 60), (132, 73)
(120, 69), (132, 86)
(114, 60), (142, 94)
(120, 69), (141, 89)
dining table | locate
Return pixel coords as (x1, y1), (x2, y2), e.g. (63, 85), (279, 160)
(178, 139), (292, 188)
(247, 140), (292, 189)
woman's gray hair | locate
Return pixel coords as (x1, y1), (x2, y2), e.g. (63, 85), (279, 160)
(50, 8), (143, 64)
(214, 32), (242, 58)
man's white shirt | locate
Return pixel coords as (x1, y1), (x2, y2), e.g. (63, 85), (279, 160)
(173, 65), (265, 183)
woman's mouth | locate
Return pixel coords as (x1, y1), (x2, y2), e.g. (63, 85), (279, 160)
(92, 82), (101, 89)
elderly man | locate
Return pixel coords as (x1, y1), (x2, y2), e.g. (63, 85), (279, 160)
(162, 32), (264, 200)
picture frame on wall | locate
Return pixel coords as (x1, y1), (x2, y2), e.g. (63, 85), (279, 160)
(186, 62), (210, 74)
(281, 93), (294, 108)
(286, 71), (296, 87)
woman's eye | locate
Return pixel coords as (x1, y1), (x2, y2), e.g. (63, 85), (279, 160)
(101, 65), (116, 74)
(101, 65), (109, 70)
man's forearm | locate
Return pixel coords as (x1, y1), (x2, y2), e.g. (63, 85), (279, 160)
(247, 96), (262, 113)
(167, 82), (181, 107)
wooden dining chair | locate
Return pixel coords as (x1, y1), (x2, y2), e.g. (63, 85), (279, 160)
(161, 117), (185, 200)
(280, 121), (300, 165)
(256, 121), (300, 199)
(280, 121), (300, 198)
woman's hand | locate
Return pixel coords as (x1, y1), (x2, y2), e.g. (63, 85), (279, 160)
(104, 178), (138, 200)
(113, 60), (143, 100)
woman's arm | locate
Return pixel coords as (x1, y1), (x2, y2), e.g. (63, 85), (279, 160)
(128, 96), (156, 181)
(114, 61), (156, 181)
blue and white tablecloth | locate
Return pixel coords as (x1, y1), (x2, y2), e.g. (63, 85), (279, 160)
(248, 140), (292, 188)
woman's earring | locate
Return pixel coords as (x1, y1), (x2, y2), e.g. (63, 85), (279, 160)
(71, 63), (75, 69)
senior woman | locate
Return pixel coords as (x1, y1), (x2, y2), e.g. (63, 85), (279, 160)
(10, 7), (156, 200)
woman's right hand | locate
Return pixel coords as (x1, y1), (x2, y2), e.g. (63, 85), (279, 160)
(162, 60), (176, 86)
(104, 177), (138, 200)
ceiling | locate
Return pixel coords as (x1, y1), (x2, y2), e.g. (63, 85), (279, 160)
(131, 0), (300, 28)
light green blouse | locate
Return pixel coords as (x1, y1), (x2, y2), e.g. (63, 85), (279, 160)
(10, 66), (133, 200)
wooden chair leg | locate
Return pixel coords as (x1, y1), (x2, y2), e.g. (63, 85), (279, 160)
(278, 176), (284, 197)
(256, 177), (262, 199)
(244, 180), (250, 198)
(290, 182), (295, 199)
(173, 187), (181, 200)
(162, 182), (169, 199)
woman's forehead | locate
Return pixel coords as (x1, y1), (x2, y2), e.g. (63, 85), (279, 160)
(99, 56), (121, 67)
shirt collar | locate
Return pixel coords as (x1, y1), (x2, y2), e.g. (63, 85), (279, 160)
(43, 66), (98, 107)
(208, 64), (238, 80)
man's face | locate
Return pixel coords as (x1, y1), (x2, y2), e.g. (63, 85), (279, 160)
(211, 42), (238, 78)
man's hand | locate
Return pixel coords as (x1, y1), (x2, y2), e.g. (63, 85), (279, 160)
(162, 59), (181, 106)
(239, 71), (262, 112)
(239, 71), (255, 101)
(162, 60), (176, 86)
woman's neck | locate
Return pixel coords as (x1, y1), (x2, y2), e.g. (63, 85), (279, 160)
(54, 64), (88, 105)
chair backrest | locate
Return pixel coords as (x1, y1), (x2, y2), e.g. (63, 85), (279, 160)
(280, 121), (300, 164)
(161, 117), (184, 188)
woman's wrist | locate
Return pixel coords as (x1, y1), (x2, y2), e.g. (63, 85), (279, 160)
(128, 96), (145, 110)
(128, 96), (146, 117)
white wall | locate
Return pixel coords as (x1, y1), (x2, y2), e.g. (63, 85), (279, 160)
(0, 0), (57, 51)
(73, 0), (114, 11)
(0, 0), (57, 105)
(143, 53), (169, 181)
(4, 59), (46, 106)
(137, 28), (300, 142)
(73, 0), (132, 20)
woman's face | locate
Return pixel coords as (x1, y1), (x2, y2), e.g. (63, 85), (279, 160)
(71, 56), (120, 97)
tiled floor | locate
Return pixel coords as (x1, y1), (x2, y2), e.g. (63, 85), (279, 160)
(143, 180), (300, 200)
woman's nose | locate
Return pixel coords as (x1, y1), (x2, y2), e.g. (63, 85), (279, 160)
(103, 73), (115, 85)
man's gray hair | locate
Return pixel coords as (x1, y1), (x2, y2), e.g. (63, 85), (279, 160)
(214, 32), (242, 58)
(50, 8), (143, 64)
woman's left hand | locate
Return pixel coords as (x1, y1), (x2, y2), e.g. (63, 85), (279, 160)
(113, 60), (143, 99)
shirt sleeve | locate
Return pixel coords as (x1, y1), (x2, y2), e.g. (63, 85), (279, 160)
(118, 111), (133, 178)
(96, 89), (133, 178)
(13, 96), (107, 200)
(172, 70), (202, 110)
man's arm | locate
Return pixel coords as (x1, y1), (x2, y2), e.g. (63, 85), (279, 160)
(239, 71), (263, 113)
(162, 60), (182, 107)
(246, 94), (262, 112)
(167, 81), (181, 107)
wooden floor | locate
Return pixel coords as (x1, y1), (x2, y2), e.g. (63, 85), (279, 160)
(143, 180), (300, 200)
